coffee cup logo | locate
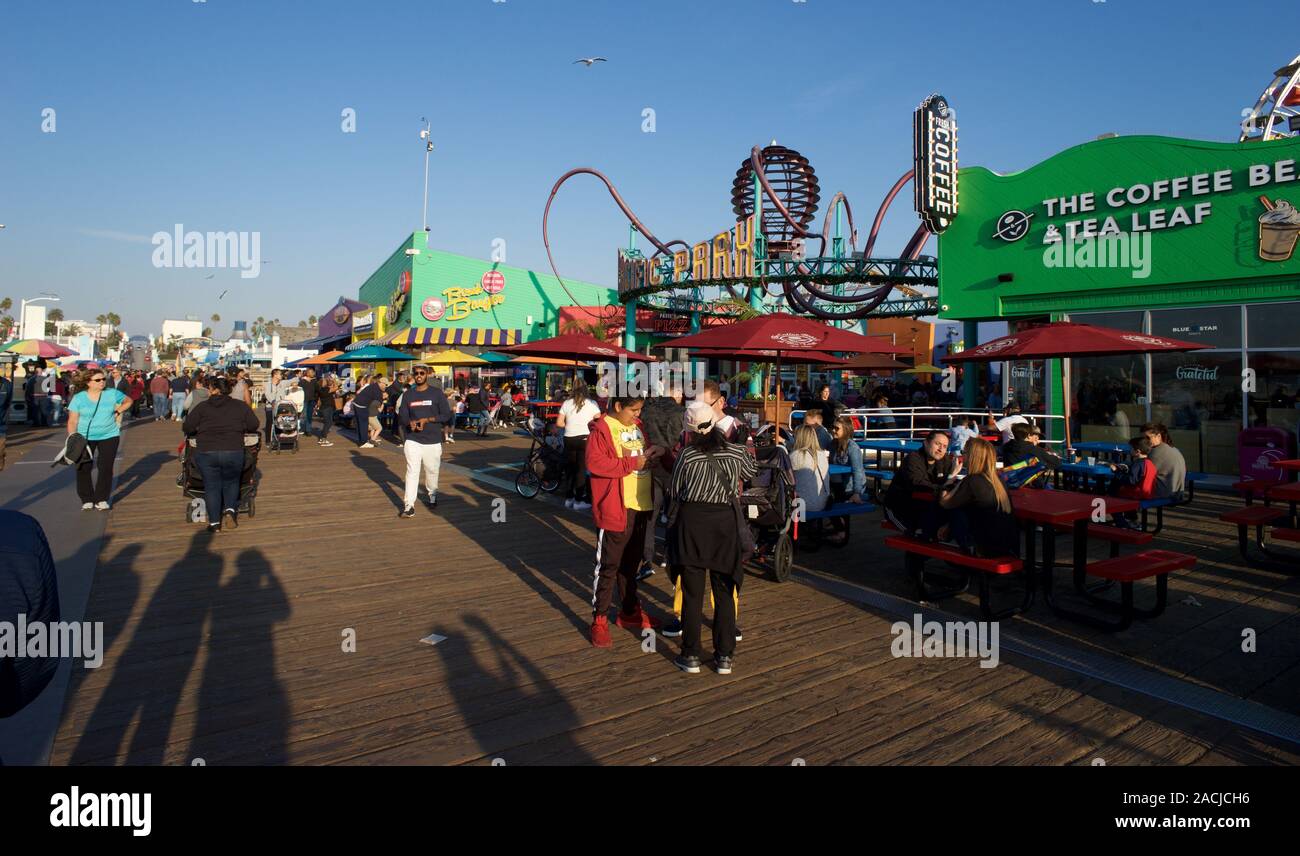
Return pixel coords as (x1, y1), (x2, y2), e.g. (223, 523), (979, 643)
(1258, 196), (1300, 262)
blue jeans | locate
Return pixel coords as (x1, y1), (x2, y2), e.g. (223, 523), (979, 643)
(353, 405), (368, 446)
(196, 449), (244, 521)
(153, 392), (168, 417)
(301, 400), (316, 436)
(171, 392), (186, 420)
(48, 397), (63, 426)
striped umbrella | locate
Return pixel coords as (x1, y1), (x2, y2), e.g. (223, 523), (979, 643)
(1, 338), (78, 358)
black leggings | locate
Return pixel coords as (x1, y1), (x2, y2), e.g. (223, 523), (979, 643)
(76, 436), (120, 504)
(317, 408), (333, 441)
(564, 435), (589, 501)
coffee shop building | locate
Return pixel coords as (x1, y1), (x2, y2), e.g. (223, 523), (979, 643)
(939, 133), (1300, 476)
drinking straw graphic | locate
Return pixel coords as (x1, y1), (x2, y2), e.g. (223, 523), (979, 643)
(1260, 195), (1275, 211)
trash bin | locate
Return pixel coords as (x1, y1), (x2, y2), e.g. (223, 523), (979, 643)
(1237, 426), (1296, 484)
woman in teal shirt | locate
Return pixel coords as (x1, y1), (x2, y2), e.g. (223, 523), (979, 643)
(66, 370), (133, 510)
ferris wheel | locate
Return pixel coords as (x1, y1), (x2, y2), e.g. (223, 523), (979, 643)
(1240, 54), (1300, 141)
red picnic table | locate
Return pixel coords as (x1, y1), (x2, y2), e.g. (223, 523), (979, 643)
(904, 487), (1190, 628)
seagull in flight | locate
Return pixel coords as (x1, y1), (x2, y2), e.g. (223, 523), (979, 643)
(218, 290), (228, 300)
(573, 57), (606, 67)
(204, 273), (215, 279)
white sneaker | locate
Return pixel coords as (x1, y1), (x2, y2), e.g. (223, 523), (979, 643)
(564, 498), (575, 509)
(95, 501), (110, 511)
(82, 502), (94, 511)
(573, 501), (592, 511)
(360, 442), (375, 448)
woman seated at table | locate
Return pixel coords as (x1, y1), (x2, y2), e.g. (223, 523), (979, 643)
(829, 416), (867, 505)
(930, 437), (1019, 558)
(790, 425), (829, 514)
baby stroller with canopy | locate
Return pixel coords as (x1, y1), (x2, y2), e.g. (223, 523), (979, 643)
(270, 400), (301, 453)
(177, 432), (261, 523)
(738, 443), (798, 582)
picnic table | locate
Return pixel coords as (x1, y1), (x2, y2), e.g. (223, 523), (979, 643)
(1071, 441), (1128, 455)
(1055, 460), (1114, 492)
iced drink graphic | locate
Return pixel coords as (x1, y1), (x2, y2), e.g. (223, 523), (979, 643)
(1259, 196), (1300, 261)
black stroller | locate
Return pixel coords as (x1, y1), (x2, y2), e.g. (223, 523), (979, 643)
(178, 433), (261, 523)
(270, 401), (300, 453)
(515, 421), (566, 499)
(738, 443), (798, 582)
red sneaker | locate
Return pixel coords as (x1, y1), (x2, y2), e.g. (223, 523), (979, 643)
(590, 615), (612, 648)
(616, 603), (661, 631)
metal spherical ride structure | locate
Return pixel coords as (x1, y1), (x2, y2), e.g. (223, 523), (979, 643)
(1240, 53), (1300, 142)
(732, 145), (821, 250)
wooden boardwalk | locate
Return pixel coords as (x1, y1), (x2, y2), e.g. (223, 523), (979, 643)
(43, 420), (1300, 765)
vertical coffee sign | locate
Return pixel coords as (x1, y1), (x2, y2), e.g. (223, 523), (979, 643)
(913, 94), (959, 233)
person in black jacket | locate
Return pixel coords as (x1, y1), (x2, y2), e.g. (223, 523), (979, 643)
(882, 430), (956, 534)
(638, 386), (685, 578)
(298, 369), (319, 437)
(351, 375), (384, 448)
(183, 377), (260, 533)
(809, 383), (843, 425)
(1000, 421), (1061, 469)
(0, 511), (60, 738)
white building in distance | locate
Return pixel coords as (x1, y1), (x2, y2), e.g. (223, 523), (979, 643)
(161, 318), (203, 345)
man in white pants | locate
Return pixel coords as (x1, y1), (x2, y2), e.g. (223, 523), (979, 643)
(396, 365), (453, 518)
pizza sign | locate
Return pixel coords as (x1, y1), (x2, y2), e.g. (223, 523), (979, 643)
(422, 297), (446, 322)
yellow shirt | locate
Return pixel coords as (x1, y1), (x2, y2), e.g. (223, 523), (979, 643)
(605, 415), (652, 511)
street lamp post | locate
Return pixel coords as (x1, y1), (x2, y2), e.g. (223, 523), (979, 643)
(18, 293), (60, 340)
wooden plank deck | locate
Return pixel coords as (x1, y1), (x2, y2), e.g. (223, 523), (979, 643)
(44, 420), (1300, 765)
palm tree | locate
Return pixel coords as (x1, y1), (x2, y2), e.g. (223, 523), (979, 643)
(0, 297), (11, 314)
(308, 314), (318, 325)
(560, 319), (609, 341)
(65, 323), (82, 337)
(106, 312), (120, 327)
(211, 313), (220, 323)
(48, 308), (65, 323)
(203, 326), (213, 338)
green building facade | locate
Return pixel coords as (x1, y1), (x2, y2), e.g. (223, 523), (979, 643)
(938, 134), (1300, 475)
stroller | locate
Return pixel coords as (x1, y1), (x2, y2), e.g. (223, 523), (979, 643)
(738, 443), (798, 582)
(515, 421), (566, 499)
(270, 400), (301, 453)
(178, 432), (261, 523)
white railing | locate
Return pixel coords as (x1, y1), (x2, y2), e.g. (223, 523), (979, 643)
(790, 406), (1067, 446)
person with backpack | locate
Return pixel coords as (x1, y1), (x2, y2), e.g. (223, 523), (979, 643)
(585, 395), (664, 648)
(65, 369), (134, 510)
(637, 385), (685, 580)
(665, 401), (757, 675)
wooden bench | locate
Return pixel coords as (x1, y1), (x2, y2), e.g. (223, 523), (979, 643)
(883, 534), (1032, 619)
(795, 501), (876, 549)
(1052, 549), (1195, 631)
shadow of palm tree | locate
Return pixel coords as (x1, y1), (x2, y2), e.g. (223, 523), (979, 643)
(185, 548), (290, 764)
(68, 529), (223, 765)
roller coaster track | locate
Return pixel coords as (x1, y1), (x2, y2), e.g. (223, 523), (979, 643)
(541, 152), (936, 323)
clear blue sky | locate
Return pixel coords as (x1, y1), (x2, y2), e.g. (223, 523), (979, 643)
(0, 0), (1294, 338)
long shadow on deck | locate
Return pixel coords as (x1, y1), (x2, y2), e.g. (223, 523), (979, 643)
(435, 614), (596, 765)
(186, 548), (290, 764)
(112, 451), (174, 506)
(70, 530), (224, 765)
(350, 450), (405, 511)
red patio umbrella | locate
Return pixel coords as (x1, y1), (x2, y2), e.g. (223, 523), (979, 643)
(686, 348), (848, 365)
(942, 321), (1209, 447)
(496, 332), (658, 363)
(664, 313), (904, 403)
(665, 313), (906, 355)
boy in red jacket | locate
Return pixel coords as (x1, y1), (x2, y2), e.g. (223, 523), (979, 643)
(585, 396), (665, 647)
(1108, 435), (1157, 528)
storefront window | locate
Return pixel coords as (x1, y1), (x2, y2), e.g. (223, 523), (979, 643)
(1065, 311), (1147, 444)
(1245, 351), (1300, 436)
(1149, 305), (1242, 349)
(1150, 350), (1242, 474)
(1245, 302), (1300, 350)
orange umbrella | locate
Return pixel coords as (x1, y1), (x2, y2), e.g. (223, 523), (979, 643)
(297, 350), (346, 365)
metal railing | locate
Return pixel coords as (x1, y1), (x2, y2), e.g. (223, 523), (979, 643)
(789, 406), (1067, 446)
